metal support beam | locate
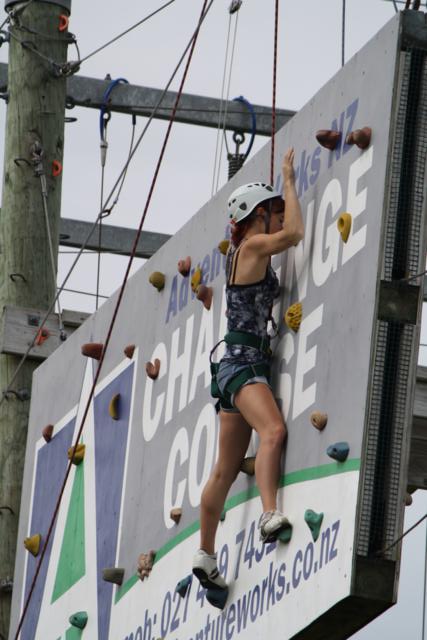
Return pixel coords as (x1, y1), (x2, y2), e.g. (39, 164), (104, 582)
(0, 63), (295, 136)
(59, 218), (171, 258)
(409, 365), (427, 489)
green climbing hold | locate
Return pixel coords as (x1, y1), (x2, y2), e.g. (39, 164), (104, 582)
(175, 575), (192, 598)
(304, 509), (324, 542)
(206, 586), (228, 610)
(276, 521), (293, 544)
(69, 611), (88, 630)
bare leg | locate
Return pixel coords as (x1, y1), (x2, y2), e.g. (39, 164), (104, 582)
(199, 411), (252, 554)
(234, 383), (287, 513)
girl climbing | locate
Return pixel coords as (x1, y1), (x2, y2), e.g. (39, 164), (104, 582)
(192, 148), (304, 591)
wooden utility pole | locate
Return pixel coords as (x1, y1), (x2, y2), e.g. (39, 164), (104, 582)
(0, 0), (70, 635)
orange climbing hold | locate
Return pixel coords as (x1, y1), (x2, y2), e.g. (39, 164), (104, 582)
(35, 328), (49, 346)
(68, 443), (86, 465)
(24, 533), (42, 556)
(218, 240), (230, 256)
(310, 411), (328, 431)
(315, 130), (341, 150)
(124, 344), (135, 359)
(345, 127), (372, 149)
(178, 256), (191, 277)
(137, 550), (156, 581)
(196, 285), (213, 310)
(284, 302), (303, 332)
(42, 424), (54, 443)
(146, 359), (160, 380)
(191, 267), (202, 293)
(170, 508), (182, 524)
(81, 343), (104, 360)
(149, 272), (165, 291)
(337, 213), (352, 243)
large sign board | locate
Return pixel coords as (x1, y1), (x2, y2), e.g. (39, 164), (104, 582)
(10, 11), (427, 640)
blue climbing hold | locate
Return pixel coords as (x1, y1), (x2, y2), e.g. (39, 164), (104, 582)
(327, 441), (349, 462)
(175, 574), (192, 598)
(304, 509), (324, 542)
(206, 586), (228, 610)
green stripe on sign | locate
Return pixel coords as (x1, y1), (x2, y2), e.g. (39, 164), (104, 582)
(115, 458), (360, 604)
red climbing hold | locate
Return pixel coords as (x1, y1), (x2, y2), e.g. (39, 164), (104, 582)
(316, 130), (341, 150)
(124, 344), (135, 359)
(196, 285), (213, 311)
(81, 343), (104, 360)
(52, 160), (63, 177)
(345, 127), (372, 149)
(146, 359), (161, 380)
(178, 256), (191, 277)
(35, 328), (49, 346)
(42, 424), (54, 443)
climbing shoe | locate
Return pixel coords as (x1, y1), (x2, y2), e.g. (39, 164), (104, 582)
(258, 510), (291, 543)
(192, 549), (227, 590)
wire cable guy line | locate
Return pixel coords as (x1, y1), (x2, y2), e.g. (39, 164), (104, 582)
(0, 0), (215, 409)
(270, 0), (279, 185)
(12, 1), (214, 635)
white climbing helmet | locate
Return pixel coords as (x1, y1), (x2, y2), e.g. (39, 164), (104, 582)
(227, 182), (282, 224)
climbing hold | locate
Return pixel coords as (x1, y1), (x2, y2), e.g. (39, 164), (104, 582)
(67, 443), (86, 466)
(170, 507), (182, 525)
(52, 160), (63, 177)
(81, 343), (104, 360)
(337, 213), (352, 243)
(304, 509), (324, 542)
(42, 424), (54, 443)
(175, 575), (192, 598)
(405, 493), (413, 506)
(69, 612), (88, 630)
(58, 13), (69, 32)
(108, 393), (120, 420)
(35, 328), (49, 346)
(346, 126), (372, 149)
(102, 567), (125, 586)
(191, 267), (202, 293)
(276, 520), (293, 544)
(218, 240), (230, 255)
(327, 441), (349, 463)
(137, 550), (156, 581)
(220, 509), (226, 522)
(284, 302), (303, 333)
(315, 129), (341, 150)
(240, 456), (256, 476)
(146, 359), (161, 380)
(149, 271), (165, 291)
(124, 344), (135, 359)
(196, 285), (213, 310)
(310, 412), (328, 431)
(206, 586), (229, 610)
(24, 533), (42, 557)
(178, 256), (191, 277)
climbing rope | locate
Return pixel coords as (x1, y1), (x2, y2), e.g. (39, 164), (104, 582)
(13, 2), (214, 635)
(211, 3), (241, 195)
(0, 0), (214, 408)
(270, 0), (279, 185)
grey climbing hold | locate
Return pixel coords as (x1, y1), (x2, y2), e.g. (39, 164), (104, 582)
(175, 575), (192, 598)
(327, 441), (349, 462)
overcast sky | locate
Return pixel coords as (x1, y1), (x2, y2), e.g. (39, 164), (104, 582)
(0, 1), (426, 638)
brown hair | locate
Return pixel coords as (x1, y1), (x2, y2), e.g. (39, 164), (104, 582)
(230, 196), (285, 247)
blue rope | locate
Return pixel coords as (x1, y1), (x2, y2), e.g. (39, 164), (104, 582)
(232, 95), (256, 160)
(99, 77), (129, 140)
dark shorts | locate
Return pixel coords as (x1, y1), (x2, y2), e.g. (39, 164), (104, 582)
(216, 360), (271, 413)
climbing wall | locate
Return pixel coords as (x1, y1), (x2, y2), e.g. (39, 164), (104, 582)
(10, 11), (427, 640)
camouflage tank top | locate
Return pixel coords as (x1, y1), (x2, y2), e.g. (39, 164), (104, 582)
(223, 242), (280, 364)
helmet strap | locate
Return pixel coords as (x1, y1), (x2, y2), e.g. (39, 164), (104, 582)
(265, 200), (272, 234)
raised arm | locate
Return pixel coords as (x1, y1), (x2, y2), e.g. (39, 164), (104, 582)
(247, 148), (304, 257)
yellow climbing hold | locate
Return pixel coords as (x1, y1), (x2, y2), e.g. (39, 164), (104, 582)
(108, 394), (120, 420)
(68, 443), (86, 465)
(149, 271), (165, 291)
(218, 240), (230, 256)
(240, 456), (256, 476)
(191, 267), (202, 293)
(24, 533), (42, 557)
(337, 213), (352, 243)
(284, 302), (303, 333)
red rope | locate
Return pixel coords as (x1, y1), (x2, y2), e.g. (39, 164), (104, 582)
(270, 0), (279, 186)
(13, 2), (210, 637)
